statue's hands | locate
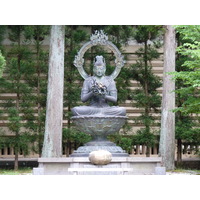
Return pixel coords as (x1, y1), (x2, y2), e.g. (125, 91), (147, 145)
(92, 82), (107, 97)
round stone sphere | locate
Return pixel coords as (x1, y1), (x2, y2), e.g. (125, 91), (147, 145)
(89, 150), (112, 165)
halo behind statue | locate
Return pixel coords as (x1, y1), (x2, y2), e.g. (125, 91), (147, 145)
(73, 30), (125, 80)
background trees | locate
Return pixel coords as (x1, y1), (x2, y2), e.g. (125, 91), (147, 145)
(63, 26), (89, 155)
(130, 25), (163, 157)
(173, 25), (200, 114)
(23, 25), (50, 156)
(0, 26), (38, 170)
(172, 25), (200, 159)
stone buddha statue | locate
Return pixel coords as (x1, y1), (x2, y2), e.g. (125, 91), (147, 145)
(71, 55), (126, 116)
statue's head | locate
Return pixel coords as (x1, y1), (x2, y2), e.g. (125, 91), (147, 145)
(93, 55), (106, 77)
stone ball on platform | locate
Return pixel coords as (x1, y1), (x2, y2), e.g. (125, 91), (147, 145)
(89, 150), (112, 165)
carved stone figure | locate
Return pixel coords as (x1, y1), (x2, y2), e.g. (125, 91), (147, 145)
(70, 30), (128, 157)
(71, 55), (126, 117)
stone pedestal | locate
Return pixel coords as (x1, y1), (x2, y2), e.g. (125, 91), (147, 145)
(70, 116), (128, 157)
(33, 157), (165, 175)
(70, 140), (129, 157)
(155, 166), (166, 175)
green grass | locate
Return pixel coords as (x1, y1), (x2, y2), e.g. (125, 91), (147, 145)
(170, 168), (200, 174)
(0, 167), (32, 175)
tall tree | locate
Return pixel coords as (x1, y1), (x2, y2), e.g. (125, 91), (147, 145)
(23, 25), (50, 156)
(0, 25), (37, 170)
(172, 26), (200, 160)
(130, 25), (162, 157)
(159, 25), (176, 170)
(42, 25), (65, 157)
(63, 26), (88, 156)
(104, 25), (135, 104)
(64, 26), (88, 128)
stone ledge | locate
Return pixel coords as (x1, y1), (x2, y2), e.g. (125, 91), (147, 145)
(38, 156), (162, 163)
(68, 168), (133, 172)
(34, 156), (164, 175)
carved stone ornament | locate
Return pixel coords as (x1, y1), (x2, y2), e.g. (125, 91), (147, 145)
(89, 150), (112, 165)
(73, 30), (125, 80)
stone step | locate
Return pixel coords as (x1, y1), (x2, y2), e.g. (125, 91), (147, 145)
(68, 167), (133, 175)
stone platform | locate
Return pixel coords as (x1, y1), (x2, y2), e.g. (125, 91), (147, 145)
(70, 140), (129, 157)
(33, 156), (165, 175)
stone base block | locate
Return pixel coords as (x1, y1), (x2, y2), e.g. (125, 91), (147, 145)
(155, 167), (166, 175)
(33, 157), (165, 175)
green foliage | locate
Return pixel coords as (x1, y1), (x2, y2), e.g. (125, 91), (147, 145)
(64, 26), (89, 126)
(118, 137), (132, 153)
(0, 50), (6, 77)
(133, 129), (157, 147)
(0, 131), (36, 157)
(108, 134), (133, 153)
(104, 25), (135, 48)
(0, 26), (6, 76)
(175, 116), (200, 143)
(129, 26), (162, 152)
(133, 89), (161, 112)
(23, 25), (50, 42)
(0, 167), (32, 174)
(134, 25), (163, 43)
(171, 26), (200, 160)
(0, 26), (47, 166)
(115, 67), (132, 104)
(0, 26), (6, 43)
(108, 132), (158, 154)
(63, 127), (91, 147)
(171, 25), (200, 114)
(22, 26), (49, 155)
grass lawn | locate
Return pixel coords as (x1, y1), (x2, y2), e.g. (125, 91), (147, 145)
(0, 167), (32, 175)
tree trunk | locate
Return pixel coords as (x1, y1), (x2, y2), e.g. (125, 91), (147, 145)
(177, 138), (182, 164)
(159, 25), (176, 170)
(14, 147), (19, 171)
(42, 25), (65, 157)
(66, 141), (70, 157)
(36, 33), (42, 157)
(14, 28), (21, 171)
(146, 146), (150, 157)
(144, 41), (151, 157)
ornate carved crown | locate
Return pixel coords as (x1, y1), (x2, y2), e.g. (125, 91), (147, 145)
(90, 30), (108, 45)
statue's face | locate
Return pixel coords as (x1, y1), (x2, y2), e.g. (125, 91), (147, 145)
(93, 65), (106, 77)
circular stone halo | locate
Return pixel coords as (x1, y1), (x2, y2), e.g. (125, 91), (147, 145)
(73, 30), (126, 80)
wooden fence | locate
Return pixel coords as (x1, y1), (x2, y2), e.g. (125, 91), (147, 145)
(0, 143), (199, 158)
